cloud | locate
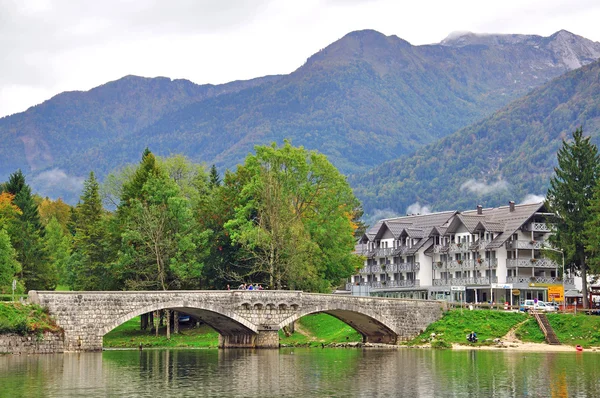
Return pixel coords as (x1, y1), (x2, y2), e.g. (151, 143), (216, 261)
(31, 168), (84, 198)
(406, 202), (432, 215)
(520, 194), (545, 204)
(364, 208), (399, 227)
(459, 179), (509, 195)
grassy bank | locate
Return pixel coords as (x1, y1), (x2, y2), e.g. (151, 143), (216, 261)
(0, 302), (62, 335)
(516, 313), (600, 347)
(103, 313), (362, 348)
(103, 317), (220, 348)
(407, 310), (527, 347)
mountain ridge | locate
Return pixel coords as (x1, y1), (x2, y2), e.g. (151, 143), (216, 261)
(0, 29), (599, 204)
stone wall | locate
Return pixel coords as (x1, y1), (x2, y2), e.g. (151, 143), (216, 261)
(29, 290), (447, 351)
(0, 332), (64, 354)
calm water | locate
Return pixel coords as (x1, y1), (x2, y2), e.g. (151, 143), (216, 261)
(1, 348), (598, 397)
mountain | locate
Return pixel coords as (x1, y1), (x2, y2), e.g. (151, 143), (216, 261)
(351, 58), (600, 221)
(0, 74), (280, 177)
(86, 30), (600, 174)
(1, 29), (599, 202)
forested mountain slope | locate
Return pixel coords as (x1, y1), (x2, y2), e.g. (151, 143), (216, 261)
(1, 29), (599, 203)
(84, 29), (600, 177)
(0, 74), (280, 178)
(351, 59), (600, 219)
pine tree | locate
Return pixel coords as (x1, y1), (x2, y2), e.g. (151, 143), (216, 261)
(70, 172), (116, 290)
(209, 164), (221, 188)
(3, 170), (55, 290)
(547, 128), (600, 308)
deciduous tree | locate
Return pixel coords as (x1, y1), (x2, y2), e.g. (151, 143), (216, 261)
(225, 141), (362, 292)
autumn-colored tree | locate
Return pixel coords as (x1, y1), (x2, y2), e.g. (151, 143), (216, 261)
(38, 197), (72, 233)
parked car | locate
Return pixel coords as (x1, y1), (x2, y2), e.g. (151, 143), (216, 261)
(520, 300), (536, 312)
(535, 301), (556, 312)
(519, 300), (556, 312)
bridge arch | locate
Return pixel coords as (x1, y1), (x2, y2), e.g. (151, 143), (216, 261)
(100, 300), (258, 338)
(279, 303), (398, 344)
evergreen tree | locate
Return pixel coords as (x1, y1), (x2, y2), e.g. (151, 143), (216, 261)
(209, 164), (221, 188)
(547, 128), (600, 308)
(2, 170), (55, 290)
(70, 172), (116, 290)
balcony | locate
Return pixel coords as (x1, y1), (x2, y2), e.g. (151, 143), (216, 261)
(434, 259), (498, 270)
(433, 244), (449, 253)
(371, 279), (420, 289)
(448, 243), (467, 253)
(361, 263), (421, 274)
(506, 276), (563, 284)
(526, 222), (554, 232)
(506, 258), (559, 269)
(433, 277), (498, 286)
(506, 240), (545, 250)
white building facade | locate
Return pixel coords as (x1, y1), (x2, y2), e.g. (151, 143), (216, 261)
(348, 202), (575, 305)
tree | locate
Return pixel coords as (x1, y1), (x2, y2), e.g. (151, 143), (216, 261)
(2, 170), (55, 290)
(44, 217), (72, 287)
(0, 228), (21, 293)
(116, 153), (210, 291)
(209, 164), (221, 188)
(69, 172), (117, 290)
(547, 128), (600, 308)
(38, 197), (72, 232)
(225, 141), (362, 292)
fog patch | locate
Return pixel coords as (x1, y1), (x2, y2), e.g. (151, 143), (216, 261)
(460, 179), (509, 195)
(520, 194), (545, 204)
(31, 169), (84, 198)
(406, 202), (432, 215)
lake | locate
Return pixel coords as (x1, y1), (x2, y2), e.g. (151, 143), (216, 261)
(1, 348), (598, 397)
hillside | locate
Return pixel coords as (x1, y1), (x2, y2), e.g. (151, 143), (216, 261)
(0, 29), (599, 203)
(0, 74), (279, 181)
(85, 30), (600, 175)
(351, 59), (600, 219)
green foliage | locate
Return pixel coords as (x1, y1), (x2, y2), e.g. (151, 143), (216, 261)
(0, 228), (21, 293)
(409, 310), (526, 346)
(2, 170), (55, 290)
(116, 152), (211, 290)
(225, 141), (361, 291)
(516, 313), (600, 347)
(69, 172), (117, 290)
(103, 316), (220, 348)
(0, 302), (62, 335)
(43, 217), (71, 287)
(548, 128), (600, 307)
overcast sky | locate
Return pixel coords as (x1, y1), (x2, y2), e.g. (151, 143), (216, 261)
(1, 0), (599, 118)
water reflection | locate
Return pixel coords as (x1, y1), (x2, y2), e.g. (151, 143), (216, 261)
(1, 349), (599, 397)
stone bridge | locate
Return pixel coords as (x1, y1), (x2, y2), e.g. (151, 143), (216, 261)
(28, 290), (447, 352)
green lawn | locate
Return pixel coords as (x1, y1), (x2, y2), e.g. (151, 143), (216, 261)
(408, 309), (527, 346)
(279, 313), (362, 346)
(103, 317), (220, 348)
(104, 313), (362, 348)
(516, 313), (600, 347)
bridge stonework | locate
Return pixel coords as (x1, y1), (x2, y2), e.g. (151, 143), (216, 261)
(28, 290), (447, 352)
